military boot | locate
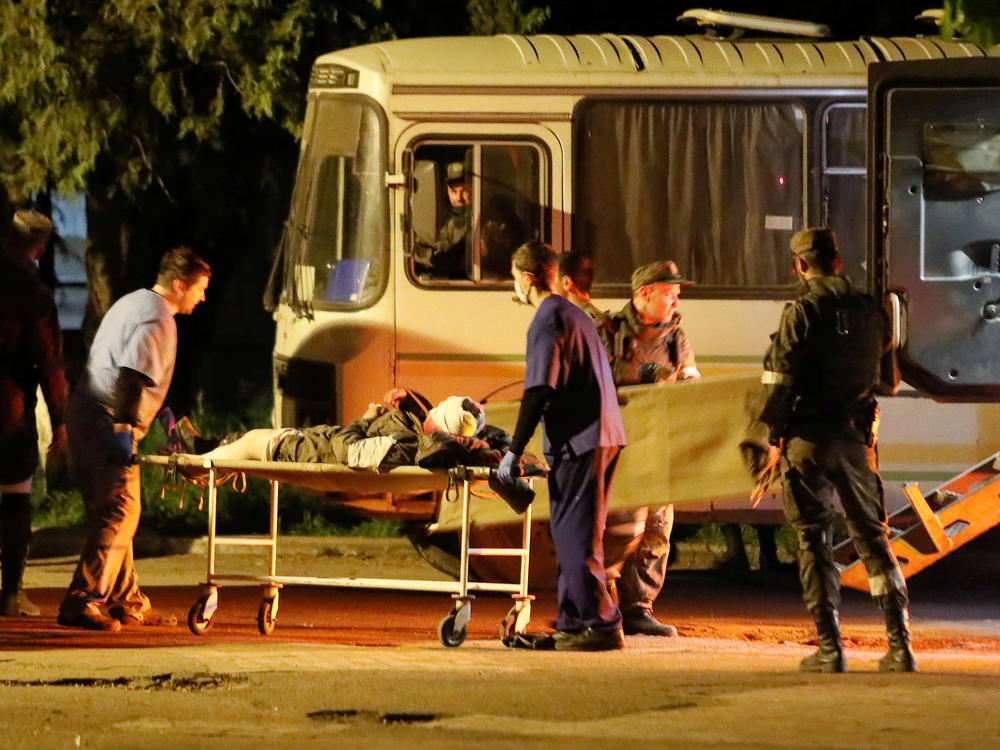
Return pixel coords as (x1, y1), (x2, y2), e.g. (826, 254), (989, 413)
(800, 608), (847, 673)
(878, 596), (917, 672)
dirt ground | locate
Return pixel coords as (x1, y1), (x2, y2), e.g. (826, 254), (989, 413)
(2, 533), (1000, 749)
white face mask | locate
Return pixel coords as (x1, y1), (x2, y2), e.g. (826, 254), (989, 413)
(514, 277), (531, 305)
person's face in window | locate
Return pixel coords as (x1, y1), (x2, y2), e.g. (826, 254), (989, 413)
(636, 281), (680, 324)
(446, 180), (471, 209)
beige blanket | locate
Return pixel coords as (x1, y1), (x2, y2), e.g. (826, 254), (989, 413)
(435, 372), (761, 531)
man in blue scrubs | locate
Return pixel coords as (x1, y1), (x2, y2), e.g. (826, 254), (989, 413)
(498, 241), (627, 651)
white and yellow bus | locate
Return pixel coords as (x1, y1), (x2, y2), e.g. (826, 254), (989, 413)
(267, 10), (1000, 524)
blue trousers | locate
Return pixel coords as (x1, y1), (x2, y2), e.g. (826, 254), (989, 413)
(547, 446), (623, 632)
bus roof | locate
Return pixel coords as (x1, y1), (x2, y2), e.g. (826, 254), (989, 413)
(312, 34), (994, 89)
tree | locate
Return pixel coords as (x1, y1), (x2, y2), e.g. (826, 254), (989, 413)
(942, 0), (1000, 46)
(467, 0), (549, 35)
(0, 1), (548, 410)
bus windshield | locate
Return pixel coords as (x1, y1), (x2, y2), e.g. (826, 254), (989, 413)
(281, 96), (387, 312)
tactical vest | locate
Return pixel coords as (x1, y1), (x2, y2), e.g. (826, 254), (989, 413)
(792, 287), (884, 422)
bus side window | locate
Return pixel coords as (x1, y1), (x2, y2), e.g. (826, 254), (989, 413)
(479, 144), (539, 280)
(412, 159), (442, 241)
(408, 140), (545, 285)
(822, 104), (867, 285)
(411, 145), (474, 280)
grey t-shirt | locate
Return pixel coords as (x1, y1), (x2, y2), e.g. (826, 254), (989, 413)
(84, 289), (176, 438)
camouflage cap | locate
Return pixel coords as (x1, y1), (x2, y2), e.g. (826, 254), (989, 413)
(11, 209), (53, 245)
(446, 161), (467, 183)
(630, 260), (693, 292)
(790, 227), (838, 258)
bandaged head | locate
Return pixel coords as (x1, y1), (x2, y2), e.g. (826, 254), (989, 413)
(425, 396), (486, 437)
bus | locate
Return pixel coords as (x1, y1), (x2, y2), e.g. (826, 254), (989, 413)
(266, 10), (1000, 531)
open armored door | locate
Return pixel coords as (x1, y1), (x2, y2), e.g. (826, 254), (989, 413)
(869, 57), (1000, 400)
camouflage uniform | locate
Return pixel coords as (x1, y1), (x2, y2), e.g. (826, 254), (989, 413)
(413, 207), (470, 279)
(607, 300), (696, 620)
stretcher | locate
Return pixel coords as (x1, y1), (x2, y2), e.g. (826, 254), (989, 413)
(139, 455), (535, 647)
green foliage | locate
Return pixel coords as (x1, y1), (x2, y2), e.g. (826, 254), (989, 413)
(467, 0), (550, 35)
(942, 0), (1000, 46)
(31, 486), (86, 529)
(0, 0), (387, 199)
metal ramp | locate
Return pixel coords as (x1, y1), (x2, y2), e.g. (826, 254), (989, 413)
(837, 452), (1000, 591)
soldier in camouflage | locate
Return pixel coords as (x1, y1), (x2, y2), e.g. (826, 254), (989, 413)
(759, 227), (916, 673)
(606, 260), (700, 637)
(413, 161), (471, 279)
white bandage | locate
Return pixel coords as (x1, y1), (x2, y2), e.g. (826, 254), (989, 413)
(761, 370), (792, 386)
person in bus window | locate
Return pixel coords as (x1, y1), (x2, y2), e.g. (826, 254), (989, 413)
(413, 161), (471, 279)
(605, 260), (699, 638)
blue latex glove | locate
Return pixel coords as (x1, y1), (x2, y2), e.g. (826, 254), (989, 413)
(157, 407), (176, 436)
(108, 428), (135, 466)
(497, 450), (521, 484)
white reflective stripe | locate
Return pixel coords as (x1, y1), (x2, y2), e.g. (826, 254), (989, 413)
(868, 573), (890, 597)
(868, 567), (907, 598)
(761, 370), (792, 386)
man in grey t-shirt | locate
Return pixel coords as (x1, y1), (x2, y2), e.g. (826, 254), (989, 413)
(58, 247), (210, 632)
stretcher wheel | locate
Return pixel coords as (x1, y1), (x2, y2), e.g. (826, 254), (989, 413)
(257, 595), (278, 636)
(499, 599), (533, 641)
(188, 599), (213, 635)
(437, 610), (467, 647)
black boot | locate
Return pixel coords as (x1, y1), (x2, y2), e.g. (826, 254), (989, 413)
(800, 608), (847, 673)
(172, 416), (220, 454)
(0, 492), (32, 602)
(878, 596), (917, 672)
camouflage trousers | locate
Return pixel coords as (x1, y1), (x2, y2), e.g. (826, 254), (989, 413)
(617, 503), (674, 615)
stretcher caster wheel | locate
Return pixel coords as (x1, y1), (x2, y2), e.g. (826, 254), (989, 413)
(499, 597), (533, 642)
(437, 610), (467, 647)
(188, 599), (214, 635)
(257, 590), (279, 636)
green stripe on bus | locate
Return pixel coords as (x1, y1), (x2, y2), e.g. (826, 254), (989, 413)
(881, 471), (953, 482)
(397, 352), (526, 362)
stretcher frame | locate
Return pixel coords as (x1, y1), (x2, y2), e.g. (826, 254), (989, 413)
(140, 455), (534, 646)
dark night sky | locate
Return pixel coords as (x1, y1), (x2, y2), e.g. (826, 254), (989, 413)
(538, 1), (941, 39)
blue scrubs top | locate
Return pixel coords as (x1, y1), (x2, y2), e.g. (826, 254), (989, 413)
(524, 295), (626, 458)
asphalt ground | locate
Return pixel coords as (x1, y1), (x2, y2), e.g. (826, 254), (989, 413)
(2, 533), (1000, 749)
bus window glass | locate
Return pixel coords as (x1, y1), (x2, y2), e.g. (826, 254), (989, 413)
(289, 97), (387, 308)
(575, 100), (804, 293)
(825, 105), (867, 168)
(923, 122), (1000, 200)
(410, 141), (543, 284)
(823, 104), (867, 284)
(479, 145), (540, 280)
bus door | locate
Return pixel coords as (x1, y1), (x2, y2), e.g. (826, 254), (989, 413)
(869, 58), (1000, 400)
(393, 123), (562, 404)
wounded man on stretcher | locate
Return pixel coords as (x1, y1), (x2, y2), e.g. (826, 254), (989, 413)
(162, 389), (542, 510)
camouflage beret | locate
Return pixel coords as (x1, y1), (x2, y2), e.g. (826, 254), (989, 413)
(11, 209), (53, 245)
(630, 260), (693, 293)
(790, 227), (838, 257)
(446, 161), (467, 183)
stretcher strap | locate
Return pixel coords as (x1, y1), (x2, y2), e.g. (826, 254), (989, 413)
(156, 453), (248, 511)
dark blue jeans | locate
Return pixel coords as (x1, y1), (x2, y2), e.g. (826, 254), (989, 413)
(547, 446), (623, 632)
